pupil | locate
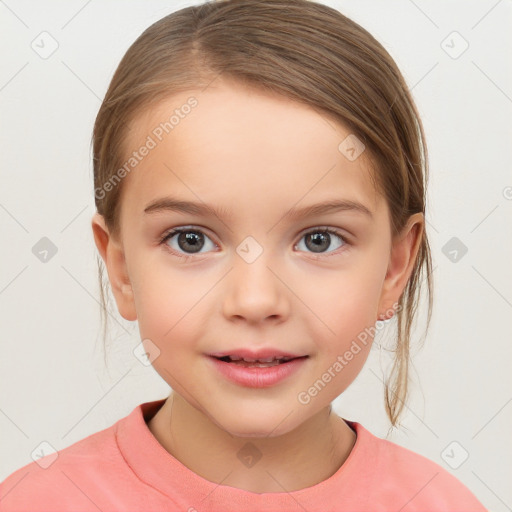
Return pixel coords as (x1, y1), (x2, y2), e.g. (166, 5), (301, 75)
(178, 231), (204, 253)
(307, 232), (329, 253)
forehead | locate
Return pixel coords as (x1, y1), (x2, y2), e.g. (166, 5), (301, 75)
(119, 79), (384, 224)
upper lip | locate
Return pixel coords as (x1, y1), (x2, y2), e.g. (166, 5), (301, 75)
(207, 348), (308, 360)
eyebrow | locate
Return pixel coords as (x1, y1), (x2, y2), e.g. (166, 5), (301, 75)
(143, 196), (373, 220)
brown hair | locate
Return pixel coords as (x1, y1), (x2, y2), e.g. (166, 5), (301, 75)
(92, 0), (433, 426)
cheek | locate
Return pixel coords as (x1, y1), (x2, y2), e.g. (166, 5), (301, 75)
(307, 263), (385, 332)
(128, 256), (173, 327)
(299, 258), (386, 372)
(130, 262), (213, 352)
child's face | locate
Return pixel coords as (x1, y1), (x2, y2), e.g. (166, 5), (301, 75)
(94, 78), (421, 437)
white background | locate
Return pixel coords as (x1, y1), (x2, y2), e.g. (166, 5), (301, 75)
(0, 0), (511, 509)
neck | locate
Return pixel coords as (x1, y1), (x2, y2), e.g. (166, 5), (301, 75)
(147, 392), (356, 493)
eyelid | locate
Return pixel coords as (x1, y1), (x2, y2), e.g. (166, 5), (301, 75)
(159, 226), (219, 261)
(159, 225), (218, 244)
(300, 225), (350, 242)
(294, 226), (350, 257)
(159, 224), (351, 260)
(159, 225), (350, 244)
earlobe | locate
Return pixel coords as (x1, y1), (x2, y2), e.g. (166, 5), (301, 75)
(91, 213), (137, 321)
(377, 213), (424, 318)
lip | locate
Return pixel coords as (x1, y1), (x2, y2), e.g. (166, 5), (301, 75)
(207, 348), (306, 360)
(206, 355), (309, 388)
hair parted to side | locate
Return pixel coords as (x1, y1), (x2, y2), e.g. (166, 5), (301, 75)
(92, 0), (433, 427)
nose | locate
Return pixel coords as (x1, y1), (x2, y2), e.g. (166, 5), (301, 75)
(221, 249), (290, 325)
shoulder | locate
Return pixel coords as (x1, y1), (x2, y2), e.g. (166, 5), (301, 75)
(0, 417), (127, 511)
(349, 422), (487, 511)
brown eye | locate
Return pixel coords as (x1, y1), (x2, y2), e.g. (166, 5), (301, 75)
(175, 231), (204, 253)
(296, 228), (346, 255)
(161, 228), (216, 256)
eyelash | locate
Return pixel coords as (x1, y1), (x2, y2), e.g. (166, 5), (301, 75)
(159, 226), (350, 261)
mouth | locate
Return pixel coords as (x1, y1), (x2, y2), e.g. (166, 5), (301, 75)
(206, 352), (310, 388)
(210, 355), (308, 367)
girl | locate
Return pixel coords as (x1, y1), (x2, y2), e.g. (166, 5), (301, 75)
(0, 0), (487, 510)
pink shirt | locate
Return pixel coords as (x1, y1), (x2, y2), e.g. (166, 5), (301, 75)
(0, 399), (486, 511)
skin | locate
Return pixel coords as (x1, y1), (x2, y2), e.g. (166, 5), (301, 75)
(92, 78), (423, 493)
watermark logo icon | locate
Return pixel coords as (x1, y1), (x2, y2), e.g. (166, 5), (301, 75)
(32, 237), (58, 263)
(441, 441), (469, 469)
(441, 31), (469, 60)
(442, 237), (468, 263)
(31, 441), (59, 469)
(236, 236), (263, 264)
(31, 31), (59, 59)
(237, 442), (262, 468)
(133, 338), (161, 366)
(338, 134), (365, 161)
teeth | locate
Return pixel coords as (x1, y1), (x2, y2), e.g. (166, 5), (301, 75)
(226, 355), (293, 363)
(253, 361), (280, 367)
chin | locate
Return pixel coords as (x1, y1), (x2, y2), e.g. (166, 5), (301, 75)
(208, 406), (302, 439)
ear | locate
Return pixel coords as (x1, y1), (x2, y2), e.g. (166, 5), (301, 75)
(91, 213), (137, 321)
(377, 212), (424, 319)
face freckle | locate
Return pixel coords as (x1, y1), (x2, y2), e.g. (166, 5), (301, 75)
(115, 78), (396, 437)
